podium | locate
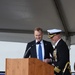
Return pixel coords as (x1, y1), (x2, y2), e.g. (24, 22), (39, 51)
(6, 58), (54, 75)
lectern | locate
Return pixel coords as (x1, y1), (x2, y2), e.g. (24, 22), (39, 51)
(6, 58), (54, 75)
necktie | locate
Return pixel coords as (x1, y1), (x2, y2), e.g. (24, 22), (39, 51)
(38, 43), (43, 61)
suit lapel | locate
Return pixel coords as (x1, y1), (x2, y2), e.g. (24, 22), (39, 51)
(43, 40), (46, 58)
(32, 41), (37, 58)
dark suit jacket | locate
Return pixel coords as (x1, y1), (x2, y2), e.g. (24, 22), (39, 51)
(53, 39), (71, 75)
(23, 40), (53, 59)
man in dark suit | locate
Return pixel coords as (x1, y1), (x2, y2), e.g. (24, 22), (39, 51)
(74, 63), (75, 71)
(47, 29), (71, 75)
(23, 27), (53, 63)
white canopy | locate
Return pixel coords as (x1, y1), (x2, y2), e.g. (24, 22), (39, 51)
(0, 0), (75, 45)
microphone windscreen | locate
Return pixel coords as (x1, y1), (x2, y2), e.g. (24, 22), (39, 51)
(36, 41), (40, 44)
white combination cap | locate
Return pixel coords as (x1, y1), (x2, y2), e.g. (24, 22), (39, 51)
(47, 29), (62, 34)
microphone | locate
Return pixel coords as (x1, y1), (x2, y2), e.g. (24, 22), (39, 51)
(23, 41), (40, 58)
(36, 41), (40, 44)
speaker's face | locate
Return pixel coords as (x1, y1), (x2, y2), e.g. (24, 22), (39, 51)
(34, 30), (43, 42)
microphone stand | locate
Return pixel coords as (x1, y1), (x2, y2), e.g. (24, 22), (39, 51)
(24, 46), (32, 58)
(24, 41), (40, 58)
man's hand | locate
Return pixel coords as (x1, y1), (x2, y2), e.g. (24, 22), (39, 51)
(43, 58), (52, 63)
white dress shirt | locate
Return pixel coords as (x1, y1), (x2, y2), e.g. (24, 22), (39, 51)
(36, 40), (45, 61)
